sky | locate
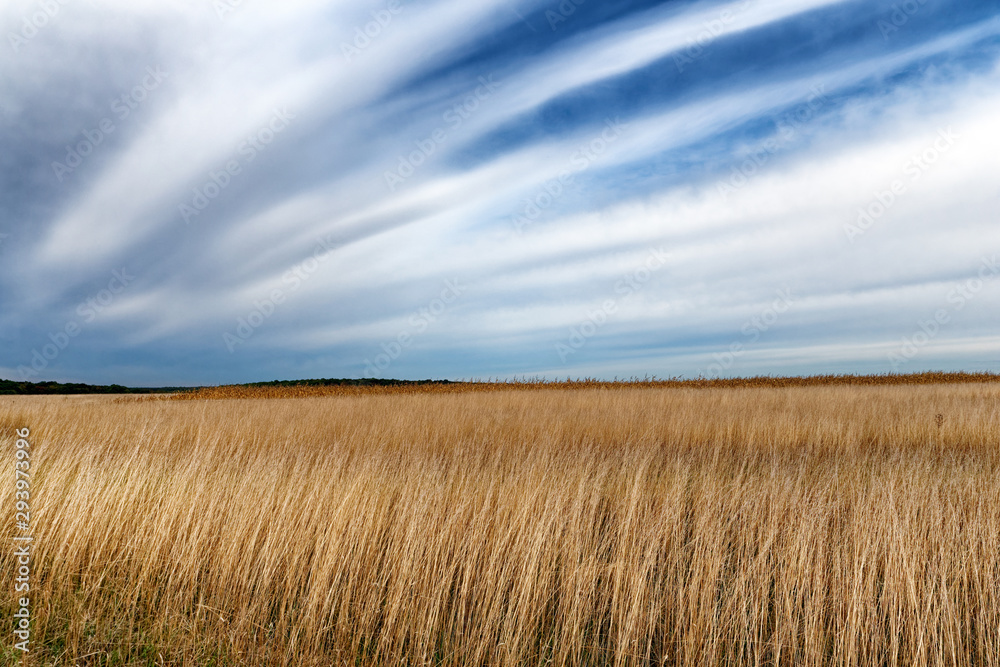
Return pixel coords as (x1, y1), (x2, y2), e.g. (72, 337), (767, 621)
(1, 0), (998, 386)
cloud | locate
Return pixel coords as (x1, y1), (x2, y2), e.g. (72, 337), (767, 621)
(1, 0), (998, 384)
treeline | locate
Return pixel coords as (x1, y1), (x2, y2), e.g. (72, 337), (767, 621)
(6, 372), (999, 396)
(0, 379), (194, 395)
(172, 371), (1000, 400)
(244, 378), (453, 388)
(0, 377), (452, 395)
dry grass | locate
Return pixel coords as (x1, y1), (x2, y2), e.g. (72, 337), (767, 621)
(2, 382), (1000, 665)
(157, 371), (1000, 401)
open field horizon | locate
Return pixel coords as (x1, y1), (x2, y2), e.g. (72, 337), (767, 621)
(3, 381), (1000, 665)
(5, 371), (1000, 398)
(5, 1), (999, 664)
(160, 371), (1000, 400)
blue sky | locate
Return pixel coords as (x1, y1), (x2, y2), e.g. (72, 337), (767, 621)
(1, 0), (998, 386)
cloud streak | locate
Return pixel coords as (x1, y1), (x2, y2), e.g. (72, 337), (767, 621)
(2, 0), (998, 384)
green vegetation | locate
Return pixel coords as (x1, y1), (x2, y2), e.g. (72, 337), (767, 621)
(0, 379), (193, 395)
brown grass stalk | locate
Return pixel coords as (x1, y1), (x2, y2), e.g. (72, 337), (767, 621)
(1, 381), (998, 665)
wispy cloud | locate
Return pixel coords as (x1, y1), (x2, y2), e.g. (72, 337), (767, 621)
(1, 0), (998, 384)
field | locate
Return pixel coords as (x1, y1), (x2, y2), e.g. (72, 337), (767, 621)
(2, 378), (1000, 666)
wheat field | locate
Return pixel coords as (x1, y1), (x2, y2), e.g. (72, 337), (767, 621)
(2, 380), (1000, 666)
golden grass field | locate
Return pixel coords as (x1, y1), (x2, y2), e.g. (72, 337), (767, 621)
(3, 377), (1000, 665)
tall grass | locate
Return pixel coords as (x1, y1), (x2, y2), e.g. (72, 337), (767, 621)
(163, 371), (1000, 400)
(2, 382), (1000, 665)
